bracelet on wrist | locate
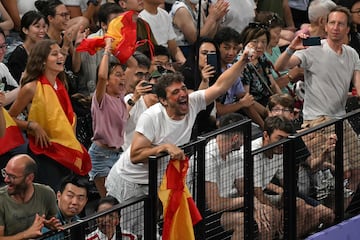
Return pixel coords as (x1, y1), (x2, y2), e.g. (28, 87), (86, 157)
(103, 51), (111, 57)
(285, 47), (295, 56)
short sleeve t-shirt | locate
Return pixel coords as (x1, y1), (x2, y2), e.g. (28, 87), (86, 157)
(0, 183), (57, 236)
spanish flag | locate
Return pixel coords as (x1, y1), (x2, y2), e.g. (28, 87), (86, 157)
(28, 76), (91, 175)
(0, 108), (25, 155)
(76, 10), (138, 64)
(158, 158), (202, 240)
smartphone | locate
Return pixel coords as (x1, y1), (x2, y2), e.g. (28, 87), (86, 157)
(302, 37), (321, 46)
(141, 82), (156, 94)
(207, 53), (217, 70)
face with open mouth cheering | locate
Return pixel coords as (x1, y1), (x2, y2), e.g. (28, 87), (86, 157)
(45, 44), (66, 74)
(161, 81), (189, 120)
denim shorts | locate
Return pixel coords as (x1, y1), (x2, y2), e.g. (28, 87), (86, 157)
(88, 142), (122, 180)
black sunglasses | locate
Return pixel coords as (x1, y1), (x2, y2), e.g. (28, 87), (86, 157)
(248, 22), (269, 30)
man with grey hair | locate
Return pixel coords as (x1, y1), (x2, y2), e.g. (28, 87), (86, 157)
(298, 0), (337, 38)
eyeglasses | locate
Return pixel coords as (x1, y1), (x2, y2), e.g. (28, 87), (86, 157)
(0, 43), (7, 50)
(248, 22), (268, 30)
(1, 168), (23, 182)
(56, 12), (71, 18)
(135, 72), (150, 80)
(351, 9), (360, 15)
(271, 108), (293, 114)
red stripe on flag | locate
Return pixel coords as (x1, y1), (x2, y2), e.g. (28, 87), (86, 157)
(29, 138), (91, 176)
(0, 125), (25, 155)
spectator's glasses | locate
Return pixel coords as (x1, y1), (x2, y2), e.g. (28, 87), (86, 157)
(1, 168), (24, 182)
(56, 12), (71, 18)
(135, 72), (150, 80)
(271, 108), (293, 114)
(351, 10), (360, 15)
(248, 22), (268, 30)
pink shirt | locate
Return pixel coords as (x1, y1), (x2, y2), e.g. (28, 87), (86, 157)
(91, 92), (127, 149)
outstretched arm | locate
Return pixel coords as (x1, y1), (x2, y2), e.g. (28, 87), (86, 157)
(204, 49), (251, 105)
(274, 34), (306, 72)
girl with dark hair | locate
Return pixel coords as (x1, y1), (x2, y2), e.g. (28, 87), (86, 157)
(8, 39), (91, 192)
(181, 37), (222, 136)
(35, 0), (89, 94)
(7, 11), (47, 83)
(88, 38), (129, 198)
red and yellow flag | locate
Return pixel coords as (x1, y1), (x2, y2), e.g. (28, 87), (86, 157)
(0, 108), (25, 155)
(158, 158), (202, 240)
(76, 10), (137, 64)
(28, 76), (91, 175)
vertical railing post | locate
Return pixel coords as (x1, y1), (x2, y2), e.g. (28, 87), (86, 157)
(243, 120), (254, 239)
(334, 121), (344, 223)
(283, 136), (297, 239)
(146, 156), (158, 240)
(195, 137), (207, 240)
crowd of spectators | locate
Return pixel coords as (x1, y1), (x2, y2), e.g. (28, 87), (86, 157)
(0, 0), (360, 239)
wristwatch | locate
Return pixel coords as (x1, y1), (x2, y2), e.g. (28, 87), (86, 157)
(87, 0), (99, 6)
(127, 98), (135, 106)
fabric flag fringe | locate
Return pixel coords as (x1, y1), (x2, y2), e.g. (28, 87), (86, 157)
(158, 157), (202, 240)
(76, 10), (154, 64)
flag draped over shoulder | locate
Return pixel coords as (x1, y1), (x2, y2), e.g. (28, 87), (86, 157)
(28, 76), (91, 175)
(158, 157), (202, 240)
(0, 108), (24, 155)
(76, 10), (138, 64)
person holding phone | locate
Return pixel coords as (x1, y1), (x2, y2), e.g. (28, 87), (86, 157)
(180, 37), (222, 136)
(275, 6), (360, 193)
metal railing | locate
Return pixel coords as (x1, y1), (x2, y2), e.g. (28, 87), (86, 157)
(38, 108), (360, 239)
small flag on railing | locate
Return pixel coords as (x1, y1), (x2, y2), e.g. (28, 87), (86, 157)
(158, 157), (202, 240)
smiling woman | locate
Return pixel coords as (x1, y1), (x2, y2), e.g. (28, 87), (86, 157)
(7, 11), (47, 84)
(8, 39), (91, 192)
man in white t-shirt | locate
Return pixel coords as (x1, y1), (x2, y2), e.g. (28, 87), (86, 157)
(105, 49), (252, 235)
(205, 113), (278, 239)
(139, 0), (186, 65)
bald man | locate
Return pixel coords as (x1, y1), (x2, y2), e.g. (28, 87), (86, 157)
(0, 154), (60, 238)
